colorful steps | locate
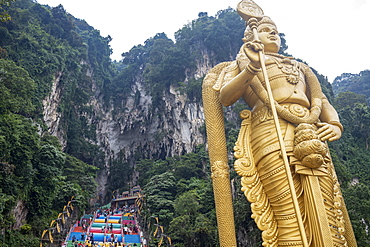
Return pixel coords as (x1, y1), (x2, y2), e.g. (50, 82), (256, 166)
(64, 211), (142, 246)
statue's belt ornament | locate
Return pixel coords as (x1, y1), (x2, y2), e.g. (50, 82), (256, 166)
(252, 104), (310, 127)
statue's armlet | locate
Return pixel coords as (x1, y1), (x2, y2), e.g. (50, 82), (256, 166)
(213, 61), (240, 91)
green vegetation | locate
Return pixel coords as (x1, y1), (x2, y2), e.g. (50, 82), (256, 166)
(0, 0), (108, 245)
(331, 92), (370, 245)
(0, 0), (15, 21)
(333, 70), (370, 103)
(136, 147), (219, 247)
(114, 8), (245, 110)
(0, 113), (98, 244)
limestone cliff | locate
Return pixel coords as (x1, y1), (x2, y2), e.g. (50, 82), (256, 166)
(39, 8), (244, 199)
(42, 61), (210, 194)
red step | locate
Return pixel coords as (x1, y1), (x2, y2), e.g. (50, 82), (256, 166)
(73, 226), (84, 232)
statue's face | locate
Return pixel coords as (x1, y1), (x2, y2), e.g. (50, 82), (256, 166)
(257, 23), (280, 53)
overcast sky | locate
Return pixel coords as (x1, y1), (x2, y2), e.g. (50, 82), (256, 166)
(35, 0), (369, 82)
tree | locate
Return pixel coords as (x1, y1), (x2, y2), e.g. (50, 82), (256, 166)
(343, 185), (370, 246)
(332, 70), (370, 105)
(136, 159), (170, 186)
(173, 190), (201, 216)
(0, 59), (36, 115)
(169, 153), (204, 180)
(0, 0), (16, 21)
(144, 172), (177, 215)
(169, 190), (216, 247)
(334, 92), (367, 110)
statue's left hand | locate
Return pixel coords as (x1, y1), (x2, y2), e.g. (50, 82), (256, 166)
(316, 122), (342, 142)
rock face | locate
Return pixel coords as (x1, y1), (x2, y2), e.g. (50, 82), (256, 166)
(99, 84), (205, 164)
(42, 71), (65, 147)
(332, 70), (370, 98)
(42, 63), (209, 192)
(12, 200), (28, 229)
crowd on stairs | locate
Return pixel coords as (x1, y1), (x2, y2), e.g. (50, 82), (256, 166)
(63, 204), (145, 247)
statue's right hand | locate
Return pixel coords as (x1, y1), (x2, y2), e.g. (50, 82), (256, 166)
(243, 41), (263, 68)
(316, 122), (342, 142)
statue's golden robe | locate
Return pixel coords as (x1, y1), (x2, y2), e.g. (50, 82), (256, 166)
(216, 53), (356, 247)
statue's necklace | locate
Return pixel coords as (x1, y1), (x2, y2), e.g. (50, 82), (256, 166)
(265, 53), (300, 85)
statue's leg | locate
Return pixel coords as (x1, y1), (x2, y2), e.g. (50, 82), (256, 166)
(257, 152), (304, 246)
(251, 120), (304, 246)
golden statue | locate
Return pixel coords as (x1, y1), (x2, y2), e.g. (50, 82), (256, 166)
(202, 1), (357, 246)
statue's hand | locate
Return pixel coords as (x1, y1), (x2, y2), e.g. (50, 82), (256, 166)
(243, 41), (264, 69)
(316, 122), (342, 142)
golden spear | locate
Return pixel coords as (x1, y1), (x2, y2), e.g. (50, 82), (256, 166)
(237, 0), (309, 246)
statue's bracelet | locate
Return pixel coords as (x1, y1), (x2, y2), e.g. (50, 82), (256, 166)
(245, 63), (261, 75)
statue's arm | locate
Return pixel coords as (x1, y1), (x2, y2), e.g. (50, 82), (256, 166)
(303, 65), (343, 142)
(219, 43), (262, 107)
(219, 68), (257, 106)
(319, 95), (341, 126)
(317, 93), (343, 142)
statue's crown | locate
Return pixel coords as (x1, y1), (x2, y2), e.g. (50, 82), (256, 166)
(242, 16), (277, 42)
(237, 0), (277, 34)
(256, 16), (276, 27)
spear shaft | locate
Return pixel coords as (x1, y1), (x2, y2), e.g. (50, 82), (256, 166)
(248, 18), (309, 247)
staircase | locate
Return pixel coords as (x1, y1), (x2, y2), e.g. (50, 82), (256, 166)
(63, 209), (142, 246)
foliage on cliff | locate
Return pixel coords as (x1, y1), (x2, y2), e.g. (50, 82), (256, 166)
(332, 70), (370, 103)
(113, 10), (245, 107)
(135, 147), (219, 246)
(0, 0), (15, 21)
(0, 0), (107, 244)
(0, 63), (98, 245)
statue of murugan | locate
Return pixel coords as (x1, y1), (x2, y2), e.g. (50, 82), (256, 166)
(202, 1), (357, 246)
